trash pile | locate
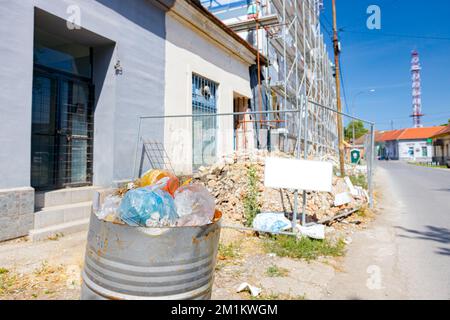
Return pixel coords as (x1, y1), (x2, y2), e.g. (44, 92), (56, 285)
(193, 151), (369, 226)
(94, 169), (219, 227)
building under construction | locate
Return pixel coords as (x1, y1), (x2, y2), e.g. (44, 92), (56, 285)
(201, 0), (338, 156)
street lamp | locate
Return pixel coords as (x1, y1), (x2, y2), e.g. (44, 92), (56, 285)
(351, 89), (375, 144)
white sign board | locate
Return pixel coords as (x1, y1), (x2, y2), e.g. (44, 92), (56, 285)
(264, 157), (333, 192)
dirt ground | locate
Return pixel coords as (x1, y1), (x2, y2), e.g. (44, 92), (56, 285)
(0, 207), (374, 300)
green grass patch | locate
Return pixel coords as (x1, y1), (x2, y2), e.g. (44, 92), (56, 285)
(250, 292), (306, 300)
(349, 173), (368, 189)
(264, 235), (345, 261)
(218, 242), (240, 260)
(266, 265), (289, 277)
(243, 165), (261, 227)
(408, 162), (448, 169)
(356, 206), (369, 218)
(0, 268), (9, 275)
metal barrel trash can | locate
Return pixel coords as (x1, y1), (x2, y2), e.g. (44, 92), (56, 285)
(81, 211), (221, 300)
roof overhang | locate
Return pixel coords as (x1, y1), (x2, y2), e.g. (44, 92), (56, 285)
(156, 0), (267, 66)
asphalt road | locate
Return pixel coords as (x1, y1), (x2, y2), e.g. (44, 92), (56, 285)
(327, 161), (449, 300)
(377, 161), (450, 299)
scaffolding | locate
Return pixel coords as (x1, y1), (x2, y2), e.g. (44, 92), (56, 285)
(201, 0), (338, 158)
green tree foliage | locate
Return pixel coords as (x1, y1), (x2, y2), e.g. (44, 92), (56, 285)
(345, 120), (369, 142)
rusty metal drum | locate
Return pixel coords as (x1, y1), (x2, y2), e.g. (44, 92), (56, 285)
(81, 212), (221, 300)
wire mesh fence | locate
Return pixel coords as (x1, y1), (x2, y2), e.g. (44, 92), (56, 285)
(134, 100), (375, 232)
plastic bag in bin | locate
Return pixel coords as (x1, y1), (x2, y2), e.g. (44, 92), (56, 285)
(95, 195), (122, 223)
(119, 187), (178, 227)
(139, 169), (180, 196)
(174, 184), (215, 226)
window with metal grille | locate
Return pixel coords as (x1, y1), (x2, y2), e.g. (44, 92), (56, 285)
(192, 74), (218, 169)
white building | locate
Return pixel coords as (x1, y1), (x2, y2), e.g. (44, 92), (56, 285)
(376, 127), (445, 161)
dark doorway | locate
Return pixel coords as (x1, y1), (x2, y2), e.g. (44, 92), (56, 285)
(31, 28), (94, 190)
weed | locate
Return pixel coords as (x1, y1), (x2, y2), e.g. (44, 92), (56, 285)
(243, 165), (261, 227)
(47, 232), (64, 241)
(264, 235), (345, 261)
(250, 292), (306, 300)
(218, 242), (240, 260)
(0, 268), (9, 275)
(349, 174), (368, 189)
(408, 162), (448, 169)
(356, 206), (368, 217)
(266, 265), (289, 277)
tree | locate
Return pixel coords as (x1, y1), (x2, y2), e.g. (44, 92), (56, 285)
(345, 120), (368, 142)
(440, 119), (450, 126)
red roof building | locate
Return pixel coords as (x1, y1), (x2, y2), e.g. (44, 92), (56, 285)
(376, 126), (446, 161)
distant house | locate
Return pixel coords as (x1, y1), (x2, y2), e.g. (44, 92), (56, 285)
(376, 126), (445, 161)
(431, 124), (450, 167)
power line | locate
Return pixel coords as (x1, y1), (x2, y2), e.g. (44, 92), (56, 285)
(319, 17), (333, 38)
(338, 56), (350, 114)
(377, 113), (450, 125)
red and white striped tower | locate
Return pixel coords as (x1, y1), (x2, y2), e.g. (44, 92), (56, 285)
(410, 50), (423, 128)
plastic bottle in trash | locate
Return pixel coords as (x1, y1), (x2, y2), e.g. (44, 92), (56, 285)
(119, 187), (178, 227)
(174, 184), (215, 226)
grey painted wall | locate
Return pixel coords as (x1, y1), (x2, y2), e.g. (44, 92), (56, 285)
(0, 0), (167, 189)
(0, 1), (35, 189)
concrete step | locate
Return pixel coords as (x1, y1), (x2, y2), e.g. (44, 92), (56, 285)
(35, 186), (100, 209)
(29, 218), (90, 242)
(34, 201), (92, 229)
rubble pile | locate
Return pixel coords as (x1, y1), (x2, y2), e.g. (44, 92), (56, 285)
(193, 150), (368, 225)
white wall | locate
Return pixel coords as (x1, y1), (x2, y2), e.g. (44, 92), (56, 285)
(163, 13), (252, 174)
(398, 140), (433, 161)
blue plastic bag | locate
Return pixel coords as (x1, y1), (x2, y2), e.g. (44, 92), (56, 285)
(119, 187), (178, 227)
(252, 212), (292, 233)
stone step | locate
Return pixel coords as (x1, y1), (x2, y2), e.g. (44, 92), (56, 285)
(29, 218), (90, 242)
(34, 201), (92, 229)
(35, 186), (100, 209)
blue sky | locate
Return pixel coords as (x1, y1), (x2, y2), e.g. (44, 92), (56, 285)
(320, 0), (450, 130)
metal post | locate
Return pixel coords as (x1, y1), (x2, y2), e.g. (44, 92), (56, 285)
(293, 107), (301, 228)
(133, 116), (143, 179)
(282, 0), (288, 152)
(291, 0), (300, 229)
(301, 99), (309, 226)
(369, 124), (375, 208)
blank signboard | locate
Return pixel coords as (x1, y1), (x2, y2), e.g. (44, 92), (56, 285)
(264, 157), (333, 192)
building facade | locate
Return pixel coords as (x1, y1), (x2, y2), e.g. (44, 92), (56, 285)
(376, 127), (444, 162)
(431, 124), (450, 166)
(0, 0), (260, 241)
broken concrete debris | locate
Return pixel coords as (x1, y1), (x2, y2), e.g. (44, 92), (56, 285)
(193, 150), (369, 228)
(334, 192), (353, 207)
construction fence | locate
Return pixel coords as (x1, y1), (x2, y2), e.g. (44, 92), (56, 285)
(133, 100), (375, 230)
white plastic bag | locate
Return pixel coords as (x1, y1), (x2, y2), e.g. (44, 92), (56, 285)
(174, 184), (215, 226)
(96, 195), (122, 222)
(295, 224), (325, 240)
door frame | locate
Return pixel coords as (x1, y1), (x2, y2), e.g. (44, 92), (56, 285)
(32, 64), (95, 190)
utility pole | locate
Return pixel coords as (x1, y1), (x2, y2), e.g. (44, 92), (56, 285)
(332, 0), (345, 176)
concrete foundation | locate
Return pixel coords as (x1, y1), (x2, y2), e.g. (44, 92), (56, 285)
(0, 187), (34, 241)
